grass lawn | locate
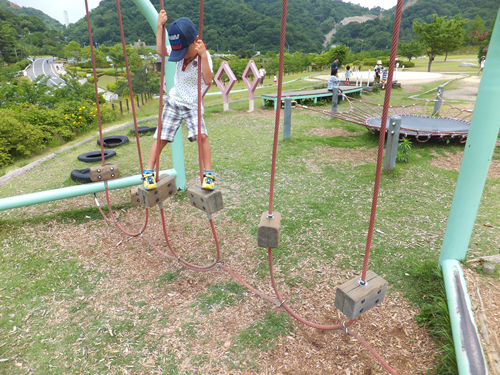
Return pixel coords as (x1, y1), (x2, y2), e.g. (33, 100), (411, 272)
(0, 56), (499, 374)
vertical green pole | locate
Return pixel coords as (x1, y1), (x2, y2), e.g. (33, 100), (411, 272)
(131, 0), (186, 191)
(438, 10), (500, 265)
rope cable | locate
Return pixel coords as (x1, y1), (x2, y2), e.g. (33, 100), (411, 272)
(84, 0), (149, 237)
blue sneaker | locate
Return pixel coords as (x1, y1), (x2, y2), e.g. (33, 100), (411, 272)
(142, 169), (157, 190)
(202, 171), (215, 190)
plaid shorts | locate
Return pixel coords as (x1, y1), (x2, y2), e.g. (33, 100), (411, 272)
(154, 97), (207, 142)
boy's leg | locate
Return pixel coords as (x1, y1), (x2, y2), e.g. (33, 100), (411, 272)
(196, 134), (212, 171)
(143, 98), (181, 189)
(146, 138), (170, 171)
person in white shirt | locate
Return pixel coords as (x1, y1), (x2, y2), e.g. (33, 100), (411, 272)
(143, 10), (215, 191)
(478, 56), (485, 76)
(259, 65), (266, 87)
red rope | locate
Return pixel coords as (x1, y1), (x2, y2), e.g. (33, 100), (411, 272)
(84, 0), (149, 237)
(361, 0), (405, 283)
(267, 0), (288, 216)
(155, 0), (167, 179)
(197, 0), (205, 184)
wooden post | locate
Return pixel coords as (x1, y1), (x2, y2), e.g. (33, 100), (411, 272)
(136, 95), (140, 108)
(119, 101), (123, 114)
(126, 98), (129, 111)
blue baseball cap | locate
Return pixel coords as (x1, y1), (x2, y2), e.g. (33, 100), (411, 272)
(168, 17), (197, 62)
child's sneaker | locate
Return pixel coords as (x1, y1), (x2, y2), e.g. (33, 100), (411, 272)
(142, 169), (157, 190)
(202, 171), (215, 190)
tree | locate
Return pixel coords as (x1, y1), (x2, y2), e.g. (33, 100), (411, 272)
(466, 15), (486, 45)
(441, 15), (468, 61)
(397, 40), (424, 62)
(413, 14), (467, 72)
(64, 41), (81, 71)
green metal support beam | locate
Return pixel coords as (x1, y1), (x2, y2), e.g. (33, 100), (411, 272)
(0, 170), (177, 212)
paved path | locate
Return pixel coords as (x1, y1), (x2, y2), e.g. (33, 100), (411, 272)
(27, 57), (66, 87)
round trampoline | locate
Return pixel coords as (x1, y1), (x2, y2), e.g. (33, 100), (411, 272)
(366, 115), (471, 138)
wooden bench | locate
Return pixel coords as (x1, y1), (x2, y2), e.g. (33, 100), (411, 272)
(261, 86), (363, 110)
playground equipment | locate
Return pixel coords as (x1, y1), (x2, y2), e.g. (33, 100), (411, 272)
(0, 0), (498, 373)
(296, 85), (473, 141)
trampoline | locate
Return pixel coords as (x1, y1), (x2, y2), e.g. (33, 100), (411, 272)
(297, 92), (473, 142)
(366, 115), (471, 141)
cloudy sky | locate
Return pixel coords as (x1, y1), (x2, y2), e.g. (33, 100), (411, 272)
(16, 0), (397, 25)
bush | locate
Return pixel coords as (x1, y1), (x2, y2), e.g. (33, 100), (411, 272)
(0, 113), (48, 166)
(400, 60), (415, 68)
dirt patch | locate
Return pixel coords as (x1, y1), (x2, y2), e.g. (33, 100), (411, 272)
(463, 267), (500, 374)
(14, 187), (434, 374)
(430, 150), (500, 178)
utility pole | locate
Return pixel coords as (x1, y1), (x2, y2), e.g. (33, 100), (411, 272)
(28, 31), (35, 60)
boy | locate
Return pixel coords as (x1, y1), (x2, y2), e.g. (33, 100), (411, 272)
(143, 10), (214, 190)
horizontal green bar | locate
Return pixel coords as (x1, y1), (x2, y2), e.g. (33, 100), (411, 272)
(0, 169), (177, 211)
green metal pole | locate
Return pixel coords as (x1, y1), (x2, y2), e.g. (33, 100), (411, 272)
(438, 9), (500, 264)
(441, 260), (487, 374)
(0, 170), (177, 212)
(131, 0), (186, 191)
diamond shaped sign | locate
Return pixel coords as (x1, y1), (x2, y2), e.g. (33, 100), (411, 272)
(214, 61), (237, 111)
(242, 60), (260, 101)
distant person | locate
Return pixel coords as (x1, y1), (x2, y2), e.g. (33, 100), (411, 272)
(374, 60), (382, 84)
(478, 56), (485, 75)
(258, 65), (266, 87)
(142, 10), (215, 191)
(381, 67), (388, 89)
(274, 75), (277, 84)
(331, 56), (339, 76)
(345, 65), (351, 85)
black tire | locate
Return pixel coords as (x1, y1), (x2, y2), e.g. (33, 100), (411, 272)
(70, 168), (92, 183)
(96, 135), (129, 148)
(77, 150), (116, 163)
(133, 126), (157, 135)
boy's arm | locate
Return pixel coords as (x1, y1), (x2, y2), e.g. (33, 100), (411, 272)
(156, 10), (169, 56)
(193, 38), (213, 86)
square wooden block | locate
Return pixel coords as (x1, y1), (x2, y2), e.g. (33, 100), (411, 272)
(334, 270), (387, 320)
(90, 164), (119, 181)
(257, 212), (282, 248)
(187, 184), (223, 214)
(137, 174), (176, 208)
(130, 186), (141, 206)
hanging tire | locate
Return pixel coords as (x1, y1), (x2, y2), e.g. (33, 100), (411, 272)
(70, 168), (92, 183)
(96, 135), (129, 148)
(77, 150), (116, 163)
(133, 126), (157, 135)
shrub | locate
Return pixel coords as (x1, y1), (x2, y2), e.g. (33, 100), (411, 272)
(0, 114), (48, 166)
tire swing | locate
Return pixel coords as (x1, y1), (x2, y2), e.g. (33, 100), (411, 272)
(132, 126), (157, 135)
(77, 150), (116, 163)
(97, 135), (129, 148)
(70, 168), (93, 183)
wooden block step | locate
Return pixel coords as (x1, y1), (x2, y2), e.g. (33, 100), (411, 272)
(187, 184), (223, 214)
(257, 212), (282, 248)
(90, 164), (119, 182)
(130, 186), (141, 206)
(137, 174), (176, 208)
(334, 270), (387, 320)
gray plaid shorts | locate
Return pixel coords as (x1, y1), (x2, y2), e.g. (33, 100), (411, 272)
(154, 97), (208, 142)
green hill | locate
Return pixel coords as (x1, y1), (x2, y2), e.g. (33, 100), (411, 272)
(0, 0), (64, 31)
(333, 0), (499, 52)
(64, 0), (378, 53)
